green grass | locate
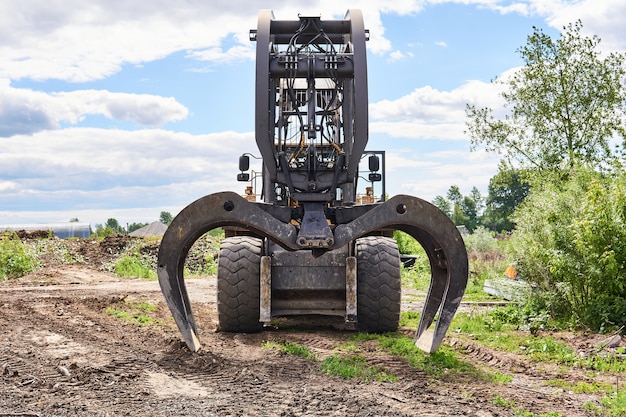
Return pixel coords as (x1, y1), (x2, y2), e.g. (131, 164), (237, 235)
(399, 311), (421, 328)
(263, 339), (397, 383)
(114, 254), (157, 280)
(374, 333), (512, 384)
(585, 388), (626, 417)
(451, 308), (626, 372)
(545, 379), (613, 395)
(320, 354), (397, 382)
(599, 388), (626, 417)
(490, 396), (552, 417)
(263, 340), (317, 360)
(378, 334), (475, 378)
(105, 297), (160, 326)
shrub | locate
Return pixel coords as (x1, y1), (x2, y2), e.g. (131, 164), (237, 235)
(0, 232), (38, 280)
(510, 166), (626, 332)
(393, 230), (422, 255)
(464, 226), (499, 253)
(112, 240), (157, 280)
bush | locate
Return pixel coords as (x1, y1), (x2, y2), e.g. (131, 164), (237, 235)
(0, 232), (38, 280)
(464, 226), (499, 253)
(112, 240), (157, 280)
(393, 230), (422, 255)
(510, 166), (626, 332)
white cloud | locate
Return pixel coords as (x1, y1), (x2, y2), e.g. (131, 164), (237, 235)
(369, 78), (505, 140)
(435, 41), (447, 47)
(0, 80), (188, 136)
(388, 50), (414, 61)
(0, 1), (419, 82)
(391, 149), (500, 201)
(0, 125), (261, 225)
(479, 0), (626, 53)
(187, 45), (255, 65)
(1, 1), (624, 84)
(371, 121), (467, 140)
(0, 181), (18, 192)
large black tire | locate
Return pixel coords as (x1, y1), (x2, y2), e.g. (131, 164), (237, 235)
(356, 236), (402, 333)
(217, 236), (264, 332)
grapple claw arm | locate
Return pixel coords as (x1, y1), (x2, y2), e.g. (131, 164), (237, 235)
(334, 194), (468, 353)
(157, 192), (298, 351)
(159, 193), (467, 354)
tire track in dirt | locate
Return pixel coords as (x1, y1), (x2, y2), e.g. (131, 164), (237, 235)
(1, 270), (595, 417)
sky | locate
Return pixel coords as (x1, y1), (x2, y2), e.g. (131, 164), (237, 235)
(1, 0), (625, 228)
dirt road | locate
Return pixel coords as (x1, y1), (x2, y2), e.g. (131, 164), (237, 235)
(0, 263), (599, 416)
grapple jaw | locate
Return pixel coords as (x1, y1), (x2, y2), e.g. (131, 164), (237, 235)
(157, 192), (468, 353)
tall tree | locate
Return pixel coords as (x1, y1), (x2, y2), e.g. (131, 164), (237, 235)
(446, 185), (463, 206)
(483, 165), (531, 232)
(469, 186), (484, 217)
(159, 211), (173, 225)
(432, 195), (452, 218)
(105, 218), (124, 233)
(434, 186), (481, 232)
(466, 21), (626, 172)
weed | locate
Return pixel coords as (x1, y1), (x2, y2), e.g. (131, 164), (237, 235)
(283, 342), (316, 359)
(599, 388), (626, 417)
(401, 262), (430, 291)
(491, 395), (515, 408)
(545, 379), (611, 395)
(31, 238), (84, 265)
(184, 233), (221, 276)
(399, 311), (421, 328)
(399, 228), (510, 303)
(350, 332), (380, 342)
(320, 354), (397, 382)
(452, 308), (626, 373)
(372, 332), (512, 384)
(263, 340), (316, 360)
(378, 334), (476, 379)
(539, 413), (562, 417)
(264, 339), (397, 383)
(513, 408), (535, 417)
(105, 297), (160, 326)
(0, 232), (38, 280)
(114, 255), (157, 279)
(489, 371), (514, 385)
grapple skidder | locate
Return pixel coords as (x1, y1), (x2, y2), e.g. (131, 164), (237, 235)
(157, 9), (468, 353)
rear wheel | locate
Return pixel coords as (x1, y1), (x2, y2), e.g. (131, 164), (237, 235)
(355, 236), (401, 332)
(217, 236), (264, 332)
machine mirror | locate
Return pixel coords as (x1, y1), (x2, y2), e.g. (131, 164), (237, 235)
(237, 173), (250, 182)
(368, 155), (379, 172)
(239, 155), (250, 172)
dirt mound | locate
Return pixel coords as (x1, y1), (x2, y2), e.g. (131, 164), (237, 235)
(9, 229), (52, 239)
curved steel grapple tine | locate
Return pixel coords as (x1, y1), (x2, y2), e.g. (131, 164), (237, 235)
(415, 240), (448, 335)
(334, 194), (468, 353)
(414, 251), (466, 353)
(157, 192), (297, 351)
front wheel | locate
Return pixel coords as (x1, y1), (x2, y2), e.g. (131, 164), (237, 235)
(355, 236), (402, 333)
(217, 236), (264, 332)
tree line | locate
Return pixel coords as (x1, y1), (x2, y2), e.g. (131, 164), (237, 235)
(92, 211), (173, 237)
(432, 165), (531, 234)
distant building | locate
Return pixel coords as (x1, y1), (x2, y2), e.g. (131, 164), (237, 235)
(0, 223), (91, 239)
